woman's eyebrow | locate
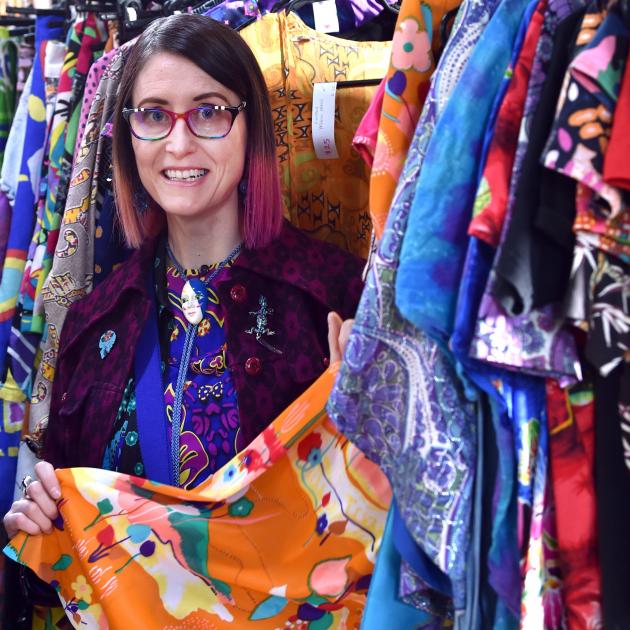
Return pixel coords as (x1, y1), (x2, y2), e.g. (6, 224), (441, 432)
(193, 91), (230, 104)
(136, 96), (170, 108)
(135, 92), (231, 108)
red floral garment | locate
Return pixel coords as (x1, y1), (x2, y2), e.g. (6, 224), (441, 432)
(546, 378), (602, 630)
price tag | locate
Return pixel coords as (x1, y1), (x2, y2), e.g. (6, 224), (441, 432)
(312, 82), (339, 160)
(312, 0), (340, 34)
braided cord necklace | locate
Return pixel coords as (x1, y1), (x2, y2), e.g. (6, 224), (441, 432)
(164, 240), (243, 486)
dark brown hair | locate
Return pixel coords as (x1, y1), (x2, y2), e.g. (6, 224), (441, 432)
(112, 14), (283, 249)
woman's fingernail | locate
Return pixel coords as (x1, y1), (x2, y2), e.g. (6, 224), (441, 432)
(52, 488), (61, 499)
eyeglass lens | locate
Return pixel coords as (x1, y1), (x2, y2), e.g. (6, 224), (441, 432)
(129, 108), (235, 139)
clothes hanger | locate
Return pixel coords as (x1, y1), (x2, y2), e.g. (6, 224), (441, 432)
(189, 0), (229, 15)
(5, 5), (67, 16)
(0, 16), (35, 26)
(337, 78), (383, 88)
(6, 25), (36, 37)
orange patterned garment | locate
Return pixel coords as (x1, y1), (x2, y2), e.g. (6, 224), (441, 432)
(242, 12), (391, 258)
(5, 366), (391, 629)
(367, 0), (461, 239)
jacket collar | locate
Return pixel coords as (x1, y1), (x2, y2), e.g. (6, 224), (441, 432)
(80, 219), (350, 322)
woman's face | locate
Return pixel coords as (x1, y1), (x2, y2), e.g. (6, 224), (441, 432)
(130, 52), (247, 226)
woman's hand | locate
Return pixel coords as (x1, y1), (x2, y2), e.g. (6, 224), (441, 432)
(327, 312), (354, 364)
(3, 461), (60, 539)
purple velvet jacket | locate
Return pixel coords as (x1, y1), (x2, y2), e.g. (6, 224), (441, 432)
(42, 220), (364, 469)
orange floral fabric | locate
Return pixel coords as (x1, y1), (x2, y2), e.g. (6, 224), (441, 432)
(367, 0), (461, 239)
(5, 366), (391, 629)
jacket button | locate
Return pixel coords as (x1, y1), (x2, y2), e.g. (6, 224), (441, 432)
(61, 392), (68, 403)
(230, 284), (247, 303)
(322, 356), (330, 368)
(245, 356), (262, 376)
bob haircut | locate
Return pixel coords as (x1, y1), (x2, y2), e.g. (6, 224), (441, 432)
(112, 14), (283, 250)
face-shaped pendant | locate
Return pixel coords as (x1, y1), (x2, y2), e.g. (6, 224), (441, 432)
(181, 279), (207, 325)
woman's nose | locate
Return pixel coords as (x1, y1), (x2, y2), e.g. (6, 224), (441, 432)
(164, 117), (195, 155)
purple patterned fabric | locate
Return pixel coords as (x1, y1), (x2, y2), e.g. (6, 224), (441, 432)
(328, 0), (500, 611)
(102, 262), (241, 489)
(41, 221), (364, 469)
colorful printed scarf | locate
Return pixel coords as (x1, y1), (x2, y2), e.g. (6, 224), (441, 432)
(6, 366), (391, 629)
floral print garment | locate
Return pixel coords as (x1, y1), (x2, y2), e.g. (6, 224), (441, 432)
(546, 378), (603, 629)
(8, 368), (391, 630)
(543, 3), (630, 220)
(366, 0), (459, 240)
(541, 1), (630, 418)
(103, 260), (239, 490)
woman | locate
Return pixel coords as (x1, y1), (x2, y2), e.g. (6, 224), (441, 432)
(4, 14), (361, 547)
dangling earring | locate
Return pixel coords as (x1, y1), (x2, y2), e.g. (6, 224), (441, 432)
(133, 187), (150, 214)
(238, 178), (247, 196)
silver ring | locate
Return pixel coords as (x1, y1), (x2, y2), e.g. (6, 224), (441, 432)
(21, 474), (35, 499)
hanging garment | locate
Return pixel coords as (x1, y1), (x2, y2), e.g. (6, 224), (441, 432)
(73, 43), (130, 161)
(294, 0), (398, 32)
(0, 42), (64, 508)
(468, 0), (589, 384)
(8, 39), (66, 397)
(0, 16), (64, 380)
(584, 249), (630, 377)
(0, 192), (10, 276)
(24, 14), (108, 339)
(352, 76), (384, 167)
(543, 3), (630, 220)
(545, 378), (602, 629)
(50, 17), (108, 233)
(539, 2), (630, 379)
(6, 367), (391, 629)
(603, 43), (630, 190)
(13, 46), (129, 507)
(594, 364), (630, 630)
(361, 506), (435, 629)
(486, 4), (587, 318)
(0, 30), (18, 277)
(454, 239), (554, 629)
(241, 11), (391, 258)
(328, 0), (505, 613)
(469, 0), (546, 248)
(0, 69), (32, 201)
(451, 236), (547, 626)
(366, 0), (459, 239)
(0, 371), (25, 515)
(15, 37), (34, 101)
(0, 27), (17, 170)
(394, 0), (536, 346)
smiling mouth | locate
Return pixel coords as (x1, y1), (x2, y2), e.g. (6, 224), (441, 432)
(162, 168), (209, 182)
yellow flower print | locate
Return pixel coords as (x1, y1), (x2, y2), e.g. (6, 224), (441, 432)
(71, 575), (93, 604)
(198, 318), (211, 336)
